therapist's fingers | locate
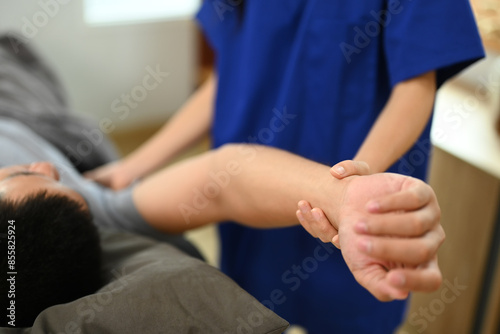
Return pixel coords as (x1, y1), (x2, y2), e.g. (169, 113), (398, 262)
(360, 260), (442, 301)
(296, 212), (317, 239)
(296, 201), (338, 243)
(386, 258), (442, 292)
(353, 265), (410, 301)
(356, 226), (445, 266)
(296, 201), (318, 238)
(354, 208), (438, 237)
(84, 161), (133, 190)
(366, 179), (436, 214)
(330, 160), (371, 179)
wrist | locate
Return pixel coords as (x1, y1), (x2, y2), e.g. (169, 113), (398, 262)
(316, 176), (355, 231)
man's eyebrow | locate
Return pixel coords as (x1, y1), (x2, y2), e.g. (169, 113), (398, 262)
(2, 171), (45, 181)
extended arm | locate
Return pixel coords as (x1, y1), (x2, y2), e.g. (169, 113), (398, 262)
(132, 144), (444, 300)
(133, 144), (345, 232)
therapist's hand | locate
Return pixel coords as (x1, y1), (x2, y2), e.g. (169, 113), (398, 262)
(84, 161), (133, 190)
(296, 200), (339, 246)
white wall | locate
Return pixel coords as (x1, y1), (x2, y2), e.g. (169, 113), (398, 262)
(0, 0), (198, 130)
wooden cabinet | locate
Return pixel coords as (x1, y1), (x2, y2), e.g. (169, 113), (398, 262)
(471, 0), (500, 53)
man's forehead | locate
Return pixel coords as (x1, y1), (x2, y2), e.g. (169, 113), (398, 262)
(0, 164), (28, 171)
(2, 171), (44, 181)
(0, 165), (32, 179)
(0, 173), (87, 207)
(0, 165), (24, 176)
(0, 162), (71, 178)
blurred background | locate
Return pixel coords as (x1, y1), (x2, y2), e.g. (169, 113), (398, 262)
(0, 0), (219, 267)
(0, 0), (201, 129)
(1, 1), (500, 333)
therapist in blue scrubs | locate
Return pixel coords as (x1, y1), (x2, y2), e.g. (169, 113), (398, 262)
(86, 1), (484, 332)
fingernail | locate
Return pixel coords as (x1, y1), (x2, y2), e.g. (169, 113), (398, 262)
(358, 238), (372, 253)
(366, 201), (380, 212)
(355, 222), (368, 233)
(298, 201), (307, 213)
(311, 209), (321, 221)
(332, 166), (346, 176)
(390, 273), (406, 287)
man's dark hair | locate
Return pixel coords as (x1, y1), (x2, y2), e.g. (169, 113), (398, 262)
(0, 191), (101, 327)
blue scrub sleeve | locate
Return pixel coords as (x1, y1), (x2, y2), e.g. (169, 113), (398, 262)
(384, 0), (484, 88)
(196, 2), (217, 48)
(196, 1), (236, 56)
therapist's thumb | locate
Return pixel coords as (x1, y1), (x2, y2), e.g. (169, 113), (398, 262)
(330, 160), (370, 179)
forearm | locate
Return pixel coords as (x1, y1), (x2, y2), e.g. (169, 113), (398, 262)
(133, 144), (345, 233)
(354, 71), (436, 173)
(213, 145), (344, 227)
(121, 73), (216, 180)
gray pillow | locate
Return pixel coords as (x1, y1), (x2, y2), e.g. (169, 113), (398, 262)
(3, 229), (289, 334)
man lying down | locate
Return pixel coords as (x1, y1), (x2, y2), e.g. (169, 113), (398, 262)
(0, 35), (445, 328)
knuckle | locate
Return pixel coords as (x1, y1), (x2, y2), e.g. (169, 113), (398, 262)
(358, 161), (370, 174)
(431, 272), (443, 291)
(376, 292), (393, 302)
(417, 247), (432, 262)
(409, 189), (424, 205)
(411, 217), (425, 235)
(434, 202), (442, 222)
(319, 235), (330, 243)
(421, 270), (443, 292)
(318, 223), (331, 236)
(438, 226), (446, 245)
(302, 214), (313, 224)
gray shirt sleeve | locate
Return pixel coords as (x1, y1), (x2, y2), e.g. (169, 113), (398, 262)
(97, 187), (204, 259)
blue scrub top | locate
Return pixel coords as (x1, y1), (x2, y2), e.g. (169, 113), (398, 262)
(197, 1), (484, 333)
